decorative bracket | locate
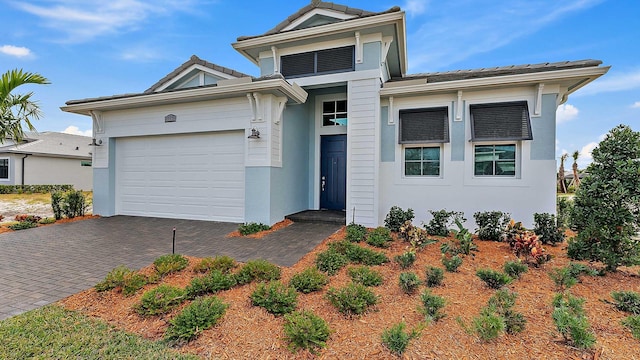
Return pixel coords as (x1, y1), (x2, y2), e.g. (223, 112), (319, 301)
(275, 97), (286, 125)
(90, 110), (104, 134)
(253, 93), (263, 121)
(381, 36), (393, 66)
(455, 91), (463, 121)
(355, 32), (363, 64)
(387, 97), (394, 125)
(271, 46), (279, 74)
(534, 83), (544, 116)
(246, 93), (256, 121)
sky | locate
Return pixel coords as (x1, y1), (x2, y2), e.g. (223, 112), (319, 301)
(0, 0), (638, 168)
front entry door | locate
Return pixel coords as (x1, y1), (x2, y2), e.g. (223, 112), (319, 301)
(320, 135), (347, 210)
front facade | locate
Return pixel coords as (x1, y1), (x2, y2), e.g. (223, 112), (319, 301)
(62, 2), (608, 228)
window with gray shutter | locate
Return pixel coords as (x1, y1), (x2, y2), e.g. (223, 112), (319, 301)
(281, 52), (315, 77)
(280, 46), (354, 78)
(470, 101), (532, 141)
(399, 107), (449, 144)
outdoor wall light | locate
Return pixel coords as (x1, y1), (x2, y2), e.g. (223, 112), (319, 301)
(248, 128), (261, 139)
(88, 138), (103, 146)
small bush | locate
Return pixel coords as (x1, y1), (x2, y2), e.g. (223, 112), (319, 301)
(381, 322), (417, 356)
(38, 217), (56, 225)
(384, 206), (414, 232)
(425, 209), (464, 236)
(366, 227), (392, 248)
(50, 191), (64, 220)
(165, 296), (228, 343)
(315, 249), (349, 275)
(283, 310), (331, 354)
(238, 222), (270, 235)
(347, 266), (383, 287)
(185, 270), (237, 299)
(425, 266), (444, 287)
(503, 261), (528, 279)
(473, 311), (505, 341)
(476, 269), (512, 289)
(193, 256), (236, 274)
(442, 255), (463, 272)
(611, 291), (640, 314)
(533, 213), (565, 245)
(549, 263), (598, 291)
(250, 281), (298, 316)
(398, 220), (436, 250)
(62, 190), (87, 218)
(289, 267), (328, 293)
(394, 251), (416, 269)
(345, 223), (367, 243)
(154, 254), (189, 277)
(552, 293), (595, 349)
(398, 272), (421, 294)
(503, 309), (527, 334)
(235, 259), (281, 285)
(621, 315), (640, 340)
(557, 197), (573, 228)
(419, 290), (446, 321)
(487, 289), (517, 314)
(326, 283), (378, 316)
(567, 262), (600, 278)
(121, 272), (149, 296)
(8, 221), (38, 231)
(134, 285), (185, 316)
(473, 211), (510, 241)
(329, 241), (389, 266)
(468, 289), (524, 340)
(445, 220), (478, 256)
(95, 265), (131, 292)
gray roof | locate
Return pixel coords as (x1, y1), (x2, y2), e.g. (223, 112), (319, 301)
(390, 59), (603, 83)
(0, 132), (92, 159)
(145, 55), (250, 93)
(237, 1), (400, 41)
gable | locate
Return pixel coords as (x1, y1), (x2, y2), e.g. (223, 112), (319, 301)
(281, 9), (358, 32)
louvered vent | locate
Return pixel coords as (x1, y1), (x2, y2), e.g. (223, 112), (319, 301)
(470, 101), (532, 141)
(399, 107), (449, 144)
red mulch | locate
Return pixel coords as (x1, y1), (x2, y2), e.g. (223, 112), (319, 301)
(60, 228), (640, 359)
(226, 219), (293, 239)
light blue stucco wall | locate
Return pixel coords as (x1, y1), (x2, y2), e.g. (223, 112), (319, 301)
(244, 167), (272, 225)
(356, 42), (381, 72)
(92, 138), (116, 216)
(260, 58), (275, 77)
(380, 106), (395, 162)
(451, 100), (465, 161)
(530, 94), (558, 161)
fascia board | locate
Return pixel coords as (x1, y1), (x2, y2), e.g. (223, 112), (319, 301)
(61, 79), (309, 116)
(380, 66), (610, 97)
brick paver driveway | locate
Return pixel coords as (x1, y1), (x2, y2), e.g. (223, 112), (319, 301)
(0, 216), (340, 320)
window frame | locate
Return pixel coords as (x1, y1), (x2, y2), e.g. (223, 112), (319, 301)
(280, 45), (355, 78)
(473, 142), (518, 178)
(0, 158), (9, 180)
(321, 99), (348, 127)
(403, 145), (442, 177)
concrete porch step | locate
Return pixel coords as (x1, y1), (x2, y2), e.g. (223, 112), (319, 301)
(285, 210), (346, 225)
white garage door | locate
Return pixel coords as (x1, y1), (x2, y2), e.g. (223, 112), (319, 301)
(116, 131), (245, 222)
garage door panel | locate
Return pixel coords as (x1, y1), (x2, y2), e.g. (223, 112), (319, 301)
(116, 131), (245, 222)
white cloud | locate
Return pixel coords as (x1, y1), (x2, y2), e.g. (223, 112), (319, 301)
(62, 125), (92, 137)
(574, 69), (640, 96)
(632, 101), (640, 108)
(0, 45), (32, 57)
(404, 0), (428, 17)
(556, 104), (579, 124)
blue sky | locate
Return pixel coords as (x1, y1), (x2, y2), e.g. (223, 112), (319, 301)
(1, 0), (638, 167)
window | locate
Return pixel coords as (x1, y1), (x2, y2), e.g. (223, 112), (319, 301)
(399, 107), (449, 144)
(470, 101), (532, 141)
(322, 100), (347, 126)
(405, 146), (440, 176)
(81, 160), (92, 167)
(474, 144), (516, 176)
(0, 158), (8, 179)
(281, 46), (355, 78)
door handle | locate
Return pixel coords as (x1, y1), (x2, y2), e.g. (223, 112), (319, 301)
(321, 176), (326, 192)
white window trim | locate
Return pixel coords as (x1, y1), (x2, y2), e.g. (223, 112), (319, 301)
(472, 142), (519, 178)
(0, 157), (9, 181)
(403, 145), (444, 178)
(321, 99), (348, 128)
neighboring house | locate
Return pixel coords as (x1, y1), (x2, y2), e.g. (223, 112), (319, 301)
(62, 1), (608, 227)
(0, 132), (93, 190)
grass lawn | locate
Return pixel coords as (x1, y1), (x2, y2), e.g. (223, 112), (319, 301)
(0, 305), (197, 360)
(0, 191), (93, 205)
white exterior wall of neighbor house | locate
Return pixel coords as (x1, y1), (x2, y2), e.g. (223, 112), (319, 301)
(21, 156), (92, 190)
(378, 86), (558, 229)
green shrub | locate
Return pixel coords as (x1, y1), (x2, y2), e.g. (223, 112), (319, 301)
(366, 226), (392, 248)
(442, 255), (462, 272)
(51, 191), (64, 220)
(62, 190), (87, 218)
(476, 269), (512, 289)
(289, 267), (328, 293)
(192, 256), (236, 274)
(384, 206), (414, 232)
(394, 251), (416, 269)
(425, 266), (444, 287)
(38, 217), (56, 225)
(621, 315), (640, 340)
(283, 310), (331, 354)
(95, 265), (131, 292)
(134, 285), (185, 316)
(533, 213), (565, 245)
(503, 260), (528, 279)
(502, 309), (527, 334)
(381, 322), (417, 355)
(398, 272), (421, 294)
(165, 296), (228, 343)
(467, 289), (524, 340)
(449, 220), (478, 255)
(567, 262), (600, 278)
(472, 310), (505, 341)
(326, 283), (378, 316)
(238, 222), (270, 235)
(345, 223), (367, 243)
(473, 211), (510, 241)
(552, 293), (595, 349)
(347, 266), (383, 287)
(425, 209), (464, 236)
(315, 249), (349, 275)
(235, 259), (281, 285)
(185, 270), (237, 299)
(487, 289), (517, 314)
(8, 221), (38, 231)
(329, 241), (389, 266)
(0, 184), (73, 194)
(611, 291), (640, 314)
(549, 263), (598, 291)
(419, 290), (446, 321)
(557, 197), (573, 228)
(154, 254), (189, 277)
(250, 281), (298, 316)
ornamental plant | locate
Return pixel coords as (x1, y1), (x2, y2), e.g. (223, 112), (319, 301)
(165, 296), (228, 343)
(533, 213), (565, 245)
(134, 285), (185, 316)
(384, 206), (414, 232)
(473, 211), (510, 241)
(366, 227), (392, 248)
(250, 281), (298, 316)
(192, 255), (236, 274)
(552, 293), (596, 349)
(325, 282), (378, 316)
(235, 259), (281, 284)
(154, 254), (189, 277)
(398, 272), (421, 294)
(283, 310), (331, 354)
(381, 322), (418, 355)
(238, 222), (270, 235)
(345, 222), (367, 242)
(425, 209), (464, 237)
(476, 269), (512, 289)
(394, 250), (416, 269)
(399, 220), (436, 250)
(289, 267), (328, 293)
(347, 266), (383, 287)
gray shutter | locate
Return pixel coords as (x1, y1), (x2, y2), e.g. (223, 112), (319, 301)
(317, 46), (354, 73)
(470, 101), (532, 141)
(399, 107), (449, 144)
(281, 52), (315, 77)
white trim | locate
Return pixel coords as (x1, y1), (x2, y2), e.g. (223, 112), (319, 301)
(355, 32), (362, 64)
(0, 157), (9, 181)
(455, 91), (463, 121)
(387, 96), (394, 124)
(275, 97), (286, 125)
(154, 64), (240, 92)
(281, 8), (357, 32)
(472, 142), (519, 178)
(271, 46), (279, 74)
(246, 93), (256, 121)
(90, 110), (104, 134)
(402, 144), (444, 178)
(534, 83), (544, 117)
(290, 68), (380, 88)
(253, 93), (263, 121)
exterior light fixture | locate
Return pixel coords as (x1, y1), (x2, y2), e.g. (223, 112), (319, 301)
(89, 138), (103, 146)
(248, 128), (261, 139)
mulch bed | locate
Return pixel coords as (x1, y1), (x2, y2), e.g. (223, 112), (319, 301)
(0, 215), (99, 234)
(61, 227), (640, 359)
(226, 219), (293, 239)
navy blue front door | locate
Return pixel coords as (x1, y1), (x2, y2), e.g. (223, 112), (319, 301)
(320, 135), (347, 210)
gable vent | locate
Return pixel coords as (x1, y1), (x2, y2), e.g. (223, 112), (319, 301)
(281, 46), (354, 78)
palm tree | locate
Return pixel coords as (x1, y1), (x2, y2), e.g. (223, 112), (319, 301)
(569, 150), (581, 190)
(0, 69), (50, 143)
(558, 153), (568, 193)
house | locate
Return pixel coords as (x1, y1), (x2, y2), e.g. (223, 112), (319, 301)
(61, 1), (608, 228)
(0, 132), (93, 190)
